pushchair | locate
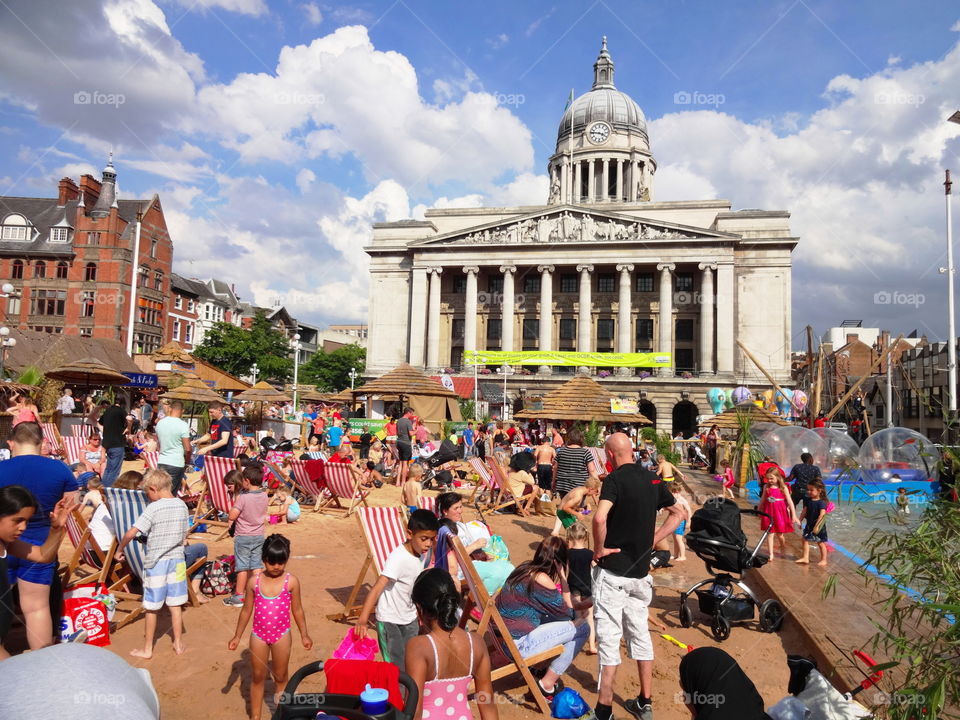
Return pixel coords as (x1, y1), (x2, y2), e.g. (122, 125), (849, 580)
(678, 497), (785, 641)
(687, 442), (709, 469)
(422, 438), (461, 489)
(273, 660), (418, 720)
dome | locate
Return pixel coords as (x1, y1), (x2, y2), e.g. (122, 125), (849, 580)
(557, 88), (648, 146)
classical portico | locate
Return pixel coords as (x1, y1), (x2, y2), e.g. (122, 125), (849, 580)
(365, 39), (797, 434)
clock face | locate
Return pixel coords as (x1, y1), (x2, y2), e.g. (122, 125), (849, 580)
(588, 122), (610, 144)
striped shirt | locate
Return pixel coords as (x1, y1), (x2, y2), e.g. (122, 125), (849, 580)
(554, 446), (592, 495)
(133, 498), (189, 569)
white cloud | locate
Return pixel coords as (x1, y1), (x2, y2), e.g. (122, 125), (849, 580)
(487, 33), (509, 50)
(300, 2), (322, 25)
(166, 0), (267, 15)
(295, 168), (316, 193)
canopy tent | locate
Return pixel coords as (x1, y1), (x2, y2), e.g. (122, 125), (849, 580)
(699, 403), (790, 431)
(350, 364), (461, 435)
(514, 375), (653, 424)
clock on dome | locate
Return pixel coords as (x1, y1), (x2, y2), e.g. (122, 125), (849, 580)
(588, 121), (610, 144)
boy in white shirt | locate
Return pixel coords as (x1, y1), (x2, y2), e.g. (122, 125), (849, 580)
(355, 510), (438, 671)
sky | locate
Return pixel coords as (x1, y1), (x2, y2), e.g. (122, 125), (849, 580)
(0, 0), (959, 351)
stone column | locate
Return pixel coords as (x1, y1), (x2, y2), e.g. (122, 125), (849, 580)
(463, 266), (479, 355)
(716, 263), (735, 374)
(559, 160), (568, 205)
(426, 267), (443, 370)
(538, 264), (554, 374)
(629, 159), (638, 202)
(574, 161), (582, 203)
(594, 160), (602, 202)
(615, 159), (624, 202)
(408, 266), (428, 366)
(577, 264), (594, 353)
(657, 263), (675, 377)
(601, 159), (609, 202)
(698, 262), (716, 374)
(500, 265), (516, 353)
(617, 264), (633, 375)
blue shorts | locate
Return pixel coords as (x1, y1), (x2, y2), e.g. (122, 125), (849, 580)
(143, 557), (188, 611)
(6, 552), (56, 586)
(407, 505), (418, 514)
(234, 535), (264, 572)
(675, 520), (687, 536)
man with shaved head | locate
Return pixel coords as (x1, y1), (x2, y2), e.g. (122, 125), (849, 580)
(593, 432), (684, 720)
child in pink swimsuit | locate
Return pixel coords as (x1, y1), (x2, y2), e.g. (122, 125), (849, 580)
(405, 568), (497, 720)
(228, 534), (313, 720)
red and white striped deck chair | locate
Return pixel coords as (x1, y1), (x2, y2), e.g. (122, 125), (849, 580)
(467, 456), (494, 504)
(41, 422), (64, 458)
(233, 444), (246, 458)
(71, 425), (93, 438)
(60, 509), (108, 589)
(327, 506), (408, 621)
(140, 451), (159, 470)
(63, 436), (87, 466)
(319, 463), (368, 517)
(588, 447), (608, 478)
(484, 457), (523, 514)
(263, 458), (325, 510)
(193, 455), (239, 538)
(418, 495), (437, 514)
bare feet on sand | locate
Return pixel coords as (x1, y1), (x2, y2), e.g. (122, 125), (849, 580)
(130, 648), (153, 659)
(173, 642), (186, 655)
(795, 558), (809, 564)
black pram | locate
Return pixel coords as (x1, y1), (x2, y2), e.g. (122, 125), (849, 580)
(422, 438), (461, 488)
(678, 498), (785, 641)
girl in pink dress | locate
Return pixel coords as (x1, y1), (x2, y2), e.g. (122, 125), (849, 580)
(406, 568), (498, 720)
(228, 535), (313, 720)
(758, 466), (798, 560)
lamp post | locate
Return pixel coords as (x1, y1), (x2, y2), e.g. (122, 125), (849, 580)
(496, 365), (514, 420)
(471, 354), (488, 414)
(126, 210), (143, 355)
(0, 327), (16, 379)
(943, 111), (960, 418)
(251, 363), (259, 384)
(291, 333), (301, 410)
(348, 367), (359, 390)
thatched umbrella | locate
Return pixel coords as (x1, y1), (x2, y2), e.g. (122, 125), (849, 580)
(349, 364), (458, 401)
(514, 375), (653, 424)
(235, 381), (292, 430)
(286, 385), (326, 403)
(45, 357), (131, 386)
(160, 377), (222, 404)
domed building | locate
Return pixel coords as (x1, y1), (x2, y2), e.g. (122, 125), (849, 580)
(365, 39), (797, 436)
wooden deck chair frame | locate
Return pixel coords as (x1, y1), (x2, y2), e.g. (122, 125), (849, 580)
(326, 506), (408, 621)
(319, 463), (368, 517)
(60, 509), (109, 589)
(484, 458), (522, 514)
(191, 455), (240, 539)
(448, 535), (561, 715)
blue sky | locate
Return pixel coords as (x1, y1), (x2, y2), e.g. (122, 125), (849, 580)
(1, 0), (959, 349)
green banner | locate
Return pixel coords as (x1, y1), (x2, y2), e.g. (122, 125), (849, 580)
(347, 418), (389, 434)
(462, 350), (671, 368)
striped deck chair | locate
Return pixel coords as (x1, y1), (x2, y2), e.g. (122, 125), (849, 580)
(40, 422), (64, 458)
(467, 457), (494, 505)
(588, 447), (607, 478)
(484, 458), (524, 514)
(60, 509), (108, 589)
(192, 455), (239, 538)
(233, 445), (246, 458)
(449, 535), (561, 715)
(418, 495), (436, 514)
(327, 506), (408, 621)
(71, 424), (93, 438)
(100, 488), (206, 628)
(319, 463), (368, 517)
(263, 458), (324, 509)
(141, 451), (159, 470)
(63, 436), (87, 466)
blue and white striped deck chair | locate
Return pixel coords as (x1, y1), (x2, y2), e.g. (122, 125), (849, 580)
(100, 487), (151, 629)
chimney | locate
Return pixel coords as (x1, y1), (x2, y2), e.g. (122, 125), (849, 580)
(846, 333), (859, 344)
(57, 177), (79, 206)
(79, 174), (102, 209)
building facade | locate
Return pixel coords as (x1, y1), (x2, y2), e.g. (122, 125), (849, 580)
(0, 160), (173, 353)
(365, 41), (798, 434)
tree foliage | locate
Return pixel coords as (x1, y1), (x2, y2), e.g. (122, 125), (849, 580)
(194, 311), (293, 382)
(300, 344), (365, 392)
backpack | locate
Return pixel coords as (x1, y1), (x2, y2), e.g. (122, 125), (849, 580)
(199, 555), (236, 597)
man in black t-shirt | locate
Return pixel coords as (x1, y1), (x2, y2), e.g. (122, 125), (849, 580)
(592, 433), (683, 720)
(787, 452), (822, 508)
(99, 400), (130, 486)
(195, 401), (235, 459)
(358, 426), (373, 460)
(395, 408), (415, 486)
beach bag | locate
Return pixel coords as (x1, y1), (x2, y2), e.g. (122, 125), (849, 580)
(60, 583), (113, 647)
(332, 627), (379, 661)
(485, 535), (510, 562)
(199, 555), (236, 597)
(551, 688), (590, 719)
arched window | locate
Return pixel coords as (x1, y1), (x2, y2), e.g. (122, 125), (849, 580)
(34, 260), (46, 278)
(56, 261), (69, 279)
(11, 260), (23, 279)
(84, 262), (97, 282)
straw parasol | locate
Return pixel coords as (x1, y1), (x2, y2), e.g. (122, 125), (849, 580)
(286, 385), (326, 403)
(235, 381), (292, 404)
(700, 403), (789, 430)
(160, 377), (222, 404)
(514, 375), (652, 424)
(45, 357), (131, 386)
(349, 364), (458, 400)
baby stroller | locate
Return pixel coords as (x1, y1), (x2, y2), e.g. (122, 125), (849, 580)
(422, 438), (461, 489)
(273, 659), (418, 720)
(678, 497), (785, 641)
(687, 443), (709, 469)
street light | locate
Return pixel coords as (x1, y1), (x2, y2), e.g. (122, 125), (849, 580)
(251, 363), (259, 384)
(943, 110), (960, 416)
(348, 367), (359, 390)
(291, 333), (301, 411)
(496, 365), (514, 420)
(0, 326), (16, 379)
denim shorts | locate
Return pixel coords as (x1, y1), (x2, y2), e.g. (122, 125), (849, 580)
(233, 535), (264, 572)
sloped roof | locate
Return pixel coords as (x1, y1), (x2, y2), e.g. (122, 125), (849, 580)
(170, 273), (211, 299)
(514, 375), (652, 423)
(429, 375), (476, 400)
(4, 329), (139, 375)
(351, 364), (458, 399)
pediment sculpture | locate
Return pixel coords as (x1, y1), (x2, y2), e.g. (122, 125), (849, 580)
(447, 212), (698, 245)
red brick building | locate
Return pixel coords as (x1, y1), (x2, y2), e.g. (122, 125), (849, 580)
(167, 274), (203, 351)
(0, 159), (173, 352)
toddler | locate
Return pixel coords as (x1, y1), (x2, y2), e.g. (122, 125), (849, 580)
(796, 478), (829, 566)
(669, 483), (692, 562)
(401, 464), (424, 514)
(565, 523), (597, 654)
